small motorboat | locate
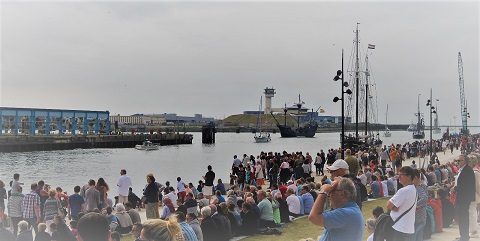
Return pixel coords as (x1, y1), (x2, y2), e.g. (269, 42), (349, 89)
(254, 134), (271, 143)
(135, 140), (159, 150)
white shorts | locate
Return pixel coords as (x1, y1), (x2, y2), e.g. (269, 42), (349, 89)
(203, 186), (213, 196)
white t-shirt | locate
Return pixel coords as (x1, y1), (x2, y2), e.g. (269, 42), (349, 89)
(390, 184), (417, 234)
(117, 175), (132, 196)
(286, 194), (301, 214)
(164, 192), (178, 208)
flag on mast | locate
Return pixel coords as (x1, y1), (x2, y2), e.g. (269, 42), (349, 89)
(368, 44), (376, 49)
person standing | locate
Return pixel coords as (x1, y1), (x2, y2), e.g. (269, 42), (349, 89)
(11, 173), (23, 195)
(314, 153), (322, 176)
(452, 155), (476, 241)
(469, 154), (480, 238)
(22, 183), (41, 234)
(308, 177), (364, 241)
(344, 149), (360, 175)
(177, 177), (186, 201)
(68, 186), (85, 221)
(387, 166), (417, 241)
(117, 169), (132, 205)
(202, 165), (215, 203)
(143, 173), (159, 220)
(232, 155), (242, 175)
(84, 179), (100, 212)
(7, 189), (24, 237)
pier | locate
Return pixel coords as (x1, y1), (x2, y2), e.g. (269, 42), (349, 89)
(0, 133), (193, 153)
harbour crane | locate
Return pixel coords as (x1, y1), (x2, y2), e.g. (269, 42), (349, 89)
(458, 52), (469, 134)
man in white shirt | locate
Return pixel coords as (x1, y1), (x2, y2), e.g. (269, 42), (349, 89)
(286, 188), (301, 217)
(117, 169), (132, 205)
(387, 166), (417, 240)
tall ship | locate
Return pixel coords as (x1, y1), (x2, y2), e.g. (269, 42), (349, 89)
(413, 94), (425, 139)
(344, 24), (382, 149)
(271, 95), (318, 138)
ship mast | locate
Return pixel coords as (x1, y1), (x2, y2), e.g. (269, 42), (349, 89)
(355, 23), (360, 138)
(365, 53), (369, 139)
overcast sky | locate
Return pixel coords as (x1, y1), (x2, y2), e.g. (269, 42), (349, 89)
(1, 1), (478, 126)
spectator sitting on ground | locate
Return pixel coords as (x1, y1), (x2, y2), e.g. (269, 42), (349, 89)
(34, 223), (51, 241)
(212, 190), (225, 205)
(77, 213), (111, 241)
(199, 207), (217, 241)
(141, 219), (184, 241)
(286, 188), (301, 218)
(197, 193), (209, 211)
(125, 202), (142, 225)
(114, 203), (133, 234)
(176, 199), (187, 216)
(131, 223), (143, 241)
(240, 202), (257, 235)
(215, 179), (226, 195)
(161, 197), (175, 220)
(128, 187), (142, 210)
(186, 212), (203, 241)
(110, 231), (121, 241)
(366, 218), (376, 241)
(173, 212), (198, 241)
(372, 206), (384, 219)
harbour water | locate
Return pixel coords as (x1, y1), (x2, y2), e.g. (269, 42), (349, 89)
(1, 129), (465, 199)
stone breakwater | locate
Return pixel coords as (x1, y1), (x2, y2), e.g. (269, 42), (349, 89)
(0, 133), (193, 153)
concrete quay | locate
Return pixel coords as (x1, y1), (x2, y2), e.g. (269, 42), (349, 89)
(0, 133), (193, 153)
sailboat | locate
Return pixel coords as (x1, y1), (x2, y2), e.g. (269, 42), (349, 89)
(413, 94), (425, 139)
(344, 24), (382, 149)
(433, 100), (441, 134)
(254, 96), (271, 143)
(384, 104), (391, 137)
(270, 95), (318, 138)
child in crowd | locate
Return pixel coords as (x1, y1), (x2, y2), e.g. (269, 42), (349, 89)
(366, 218), (376, 241)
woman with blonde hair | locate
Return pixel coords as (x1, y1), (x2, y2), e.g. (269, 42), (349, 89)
(141, 219), (185, 241)
(43, 189), (60, 234)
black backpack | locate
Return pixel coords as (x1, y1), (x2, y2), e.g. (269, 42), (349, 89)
(373, 194), (417, 241)
(373, 213), (396, 241)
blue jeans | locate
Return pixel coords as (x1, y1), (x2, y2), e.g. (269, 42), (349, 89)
(414, 220), (426, 241)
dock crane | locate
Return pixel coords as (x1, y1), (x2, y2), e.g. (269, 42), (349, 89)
(458, 52), (470, 134)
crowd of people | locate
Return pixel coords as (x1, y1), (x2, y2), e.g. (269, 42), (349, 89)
(0, 134), (479, 241)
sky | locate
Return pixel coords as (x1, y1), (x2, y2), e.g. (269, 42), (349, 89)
(1, 0), (478, 126)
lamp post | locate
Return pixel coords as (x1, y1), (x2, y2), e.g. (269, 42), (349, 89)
(333, 49), (352, 153)
(426, 88), (436, 159)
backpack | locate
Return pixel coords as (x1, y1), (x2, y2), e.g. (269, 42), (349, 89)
(373, 193), (417, 241)
(373, 213), (395, 241)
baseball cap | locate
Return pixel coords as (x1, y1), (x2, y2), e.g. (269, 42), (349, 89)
(327, 159), (349, 171)
(287, 180), (293, 184)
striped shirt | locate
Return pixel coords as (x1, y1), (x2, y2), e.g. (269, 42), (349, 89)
(179, 221), (198, 241)
(22, 191), (40, 219)
(7, 194), (24, 218)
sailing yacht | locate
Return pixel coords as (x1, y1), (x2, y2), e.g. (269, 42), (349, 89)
(344, 24), (382, 148)
(384, 104), (391, 137)
(254, 96), (271, 143)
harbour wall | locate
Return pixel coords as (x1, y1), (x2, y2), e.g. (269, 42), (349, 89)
(0, 133), (193, 153)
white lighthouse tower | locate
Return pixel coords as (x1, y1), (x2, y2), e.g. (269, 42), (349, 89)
(264, 87), (276, 114)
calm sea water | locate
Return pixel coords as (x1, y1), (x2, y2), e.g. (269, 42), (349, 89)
(0, 128), (476, 210)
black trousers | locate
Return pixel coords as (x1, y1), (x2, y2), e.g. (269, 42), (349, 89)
(457, 202), (470, 240)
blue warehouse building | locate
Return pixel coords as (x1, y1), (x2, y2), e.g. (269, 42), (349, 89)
(0, 107), (110, 136)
